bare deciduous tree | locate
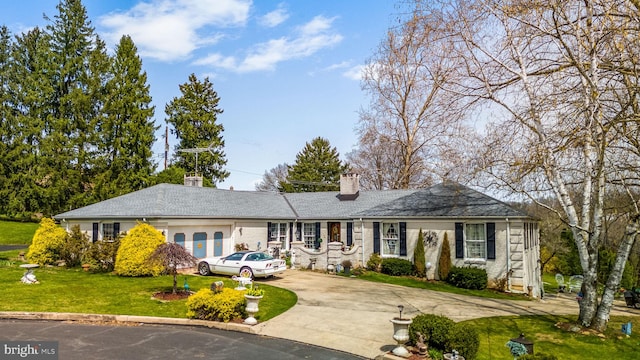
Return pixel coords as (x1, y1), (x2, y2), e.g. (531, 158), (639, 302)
(255, 163), (289, 193)
(414, 0), (640, 330)
(356, 9), (467, 189)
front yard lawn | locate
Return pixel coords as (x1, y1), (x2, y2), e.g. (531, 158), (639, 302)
(355, 271), (529, 300)
(0, 259), (296, 321)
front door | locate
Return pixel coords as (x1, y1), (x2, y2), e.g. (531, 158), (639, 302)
(329, 222), (341, 242)
(193, 232), (207, 258)
(214, 232), (223, 256)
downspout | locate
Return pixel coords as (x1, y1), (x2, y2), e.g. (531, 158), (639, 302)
(506, 218), (511, 292)
(360, 218), (365, 267)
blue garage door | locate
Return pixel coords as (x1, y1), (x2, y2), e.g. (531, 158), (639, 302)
(193, 232), (207, 258)
(214, 232), (223, 256)
(174, 233), (185, 248)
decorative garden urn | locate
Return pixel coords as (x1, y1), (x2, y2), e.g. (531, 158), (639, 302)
(390, 317), (412, 357)
(244, 294), (263, 325)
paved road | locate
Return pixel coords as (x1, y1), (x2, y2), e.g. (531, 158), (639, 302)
(0, 319), (365, 360)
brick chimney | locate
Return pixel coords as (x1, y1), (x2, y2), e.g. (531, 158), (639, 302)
(339, 173), (360, 200)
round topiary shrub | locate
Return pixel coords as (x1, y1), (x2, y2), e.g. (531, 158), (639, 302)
(27, 218), (67, 266)
(115, 222), (165, 277)
(409, 313), (455, 351)
(447, 322), (480, 360)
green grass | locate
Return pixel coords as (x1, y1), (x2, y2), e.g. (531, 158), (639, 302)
(464, 315), (640, 359)
(0, 220), (38, 245)
(355, 271), (529, 300)
(0, 257), (297, 321)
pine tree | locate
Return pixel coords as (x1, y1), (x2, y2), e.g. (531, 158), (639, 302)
(414, 228), (426, 278)
(438, 232), (452, 281)
(0, 26), (12, 214)
(280, 137), (348, 193)
(45, 0), (110, 211)
(93, 35), (157, 201)
(5, 27), (54, 216)
(165, 74), (229, 185)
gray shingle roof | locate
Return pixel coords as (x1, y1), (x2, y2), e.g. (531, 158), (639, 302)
(55, 184), (295, 220)
(354, 182), (530, 218)
(54, 182), (531, 220)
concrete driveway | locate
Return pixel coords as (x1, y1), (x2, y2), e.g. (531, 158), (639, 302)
(253, 269), (639, 359)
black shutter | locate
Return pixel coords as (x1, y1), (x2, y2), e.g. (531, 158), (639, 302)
(267, 222), (272, 242)
(399, 222), (407, 256)
(346, 222), (353, 247)
(114, 223), (120, 238)
(289, 222), (293, 245)
(373, 222), (380, 254)
(296, 223), (302, 241)
(92, 222), (98, 243)
(314, 222), (321, 249)
(455, 222), (464, 259)
(487, 222), (496, 260)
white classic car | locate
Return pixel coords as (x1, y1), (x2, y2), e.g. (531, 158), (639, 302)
(197, 250), (286, 279)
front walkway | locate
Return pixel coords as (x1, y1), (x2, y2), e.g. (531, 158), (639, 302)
(253, 269), (637, 359)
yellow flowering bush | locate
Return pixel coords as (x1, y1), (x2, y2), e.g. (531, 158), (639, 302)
(114, 222), (165, 276)
(186, 288), (246, 322)
(26, 218), (67, 265)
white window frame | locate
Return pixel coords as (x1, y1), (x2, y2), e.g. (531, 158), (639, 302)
(381, 222), (400, 256)
(102, 223), (115, 241)
(269, 223), (288, 243)
(465, 223), (486, 259)
(303, 223), (315, 249)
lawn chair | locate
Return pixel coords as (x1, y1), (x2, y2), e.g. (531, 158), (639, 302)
(555, 273), (566, 293)
(568, 275), (583, 293)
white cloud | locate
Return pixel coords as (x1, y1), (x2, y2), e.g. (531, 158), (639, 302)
(259, 4), (289, 27)
(99, 0), (251, 61)
(195, 15), (343, 73)
(343, 64), (365, 80)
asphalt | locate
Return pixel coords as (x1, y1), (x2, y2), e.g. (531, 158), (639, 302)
(3, 269), (639, 359)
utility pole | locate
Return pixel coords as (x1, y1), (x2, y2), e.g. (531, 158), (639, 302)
(164, 126), (169, 170)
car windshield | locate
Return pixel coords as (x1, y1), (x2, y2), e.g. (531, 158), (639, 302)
(245, 252), (273, 261)
(224, 253), (245, 261)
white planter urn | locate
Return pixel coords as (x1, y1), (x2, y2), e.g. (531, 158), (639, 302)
(390, 317), (412, 358)
(244, 295), (263, 325)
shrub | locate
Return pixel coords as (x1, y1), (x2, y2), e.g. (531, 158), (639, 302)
(186, 288), (246, 322)
(447, 266), (488, 290)
(414, 229), (426, 278)
(115, 222), (165, 277)
(59, 225), (90, 268)
(26, 218), (67, 266)
(447, 322), (479, 360)
(381, 258), (414, 276)
(438, 232), (452, 280)
(367, 253), (383, 271)
(82, 238), (120, 273)
(409, 313), (455, 350)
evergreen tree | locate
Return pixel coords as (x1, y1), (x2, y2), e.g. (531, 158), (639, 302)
(5, 27), (54, 216)
(414, 228), (426, 278)
(44, 0), (110, 211)
(0, 26), (12, 214)
(438, 232), (452, 280)
(93, 35), (156, 201)
(165, 74), (228, 186)
(280, 137), (348, 193)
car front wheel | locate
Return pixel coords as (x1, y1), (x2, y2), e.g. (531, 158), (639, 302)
(239, 266), (253, 279)
(198, 262), (211, 276)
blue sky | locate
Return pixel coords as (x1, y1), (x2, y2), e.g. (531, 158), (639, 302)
(0, 0), (399, 190)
